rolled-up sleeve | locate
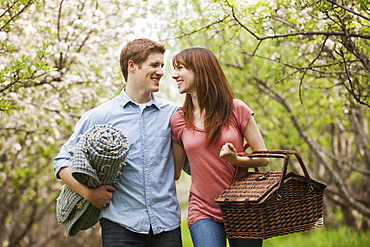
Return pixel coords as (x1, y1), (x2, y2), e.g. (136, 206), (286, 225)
(53, 110), (96, 178)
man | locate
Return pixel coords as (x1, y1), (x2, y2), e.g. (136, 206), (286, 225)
(54, 38), (182, 247)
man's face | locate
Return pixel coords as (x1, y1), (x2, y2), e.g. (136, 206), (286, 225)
(134, 52), (164, 93)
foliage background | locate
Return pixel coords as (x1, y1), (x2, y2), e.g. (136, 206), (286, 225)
(0, 0), (369, 246)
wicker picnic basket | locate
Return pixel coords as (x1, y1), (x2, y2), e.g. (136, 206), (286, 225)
(215, 150), (327, 239)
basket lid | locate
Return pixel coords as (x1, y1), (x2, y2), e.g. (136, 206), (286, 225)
(215, 171), (326, 204)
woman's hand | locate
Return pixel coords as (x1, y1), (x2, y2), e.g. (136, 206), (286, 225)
(219, 142), (269, 168)
(219, 142), (239, 164)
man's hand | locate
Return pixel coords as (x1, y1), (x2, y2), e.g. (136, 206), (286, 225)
(84, 185), (115, 209)
(59, 166), (116, 209)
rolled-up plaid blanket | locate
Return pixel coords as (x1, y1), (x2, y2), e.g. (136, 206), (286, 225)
(71, 124), (129, 187)
(56, 124), (129, 237)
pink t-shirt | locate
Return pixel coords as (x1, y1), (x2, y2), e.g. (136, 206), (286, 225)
(170, 99), (254, 227)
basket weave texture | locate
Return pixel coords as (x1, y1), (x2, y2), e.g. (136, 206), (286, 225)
(215, 150), (327, 239)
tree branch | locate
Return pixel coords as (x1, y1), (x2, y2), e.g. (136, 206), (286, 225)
(327, 0), (370, 22)
(0, 1), (35, 31)
(254, 78), (370, 217)
(226, 0), (370, 41)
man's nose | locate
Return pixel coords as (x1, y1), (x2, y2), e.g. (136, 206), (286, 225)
(156, 67), (164, 76)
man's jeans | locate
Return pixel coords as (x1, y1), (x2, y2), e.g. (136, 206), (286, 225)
(100, 218), (182, 247)
(189, 218), (263, 247)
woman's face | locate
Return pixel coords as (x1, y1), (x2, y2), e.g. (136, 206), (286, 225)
(172, 63), (196, 95)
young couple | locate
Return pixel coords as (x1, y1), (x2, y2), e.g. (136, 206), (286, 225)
(54, 38), (268, 247)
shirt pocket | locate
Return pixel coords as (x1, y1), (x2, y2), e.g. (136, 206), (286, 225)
(154, 130), (171, 158)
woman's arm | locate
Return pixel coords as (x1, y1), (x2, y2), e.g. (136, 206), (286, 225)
(220, 116), (269, 167)
(172, 140), (186, 180)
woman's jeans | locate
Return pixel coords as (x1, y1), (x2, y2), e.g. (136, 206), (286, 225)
(190, 218), (263, 247)
(100, 218), (182, 247)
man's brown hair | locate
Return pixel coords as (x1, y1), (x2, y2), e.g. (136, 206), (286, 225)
(120, 38), (166, 82)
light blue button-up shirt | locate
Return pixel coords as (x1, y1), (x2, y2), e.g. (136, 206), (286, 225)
(54, 89), (181, 234)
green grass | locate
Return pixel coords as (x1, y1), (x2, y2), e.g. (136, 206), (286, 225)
(181, 221), (194, 247)
(181, 221), (370, 247)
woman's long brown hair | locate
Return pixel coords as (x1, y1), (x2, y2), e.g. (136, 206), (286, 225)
(172, 47), (235, 146)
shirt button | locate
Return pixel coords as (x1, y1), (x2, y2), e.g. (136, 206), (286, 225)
(144, 149), (147, 152)
(147, 187), (151, 190)
(145, 168), (149, 171)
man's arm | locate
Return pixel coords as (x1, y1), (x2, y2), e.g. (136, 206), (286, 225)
(58, 166), (115, 209)
(172, 140), (186, 180)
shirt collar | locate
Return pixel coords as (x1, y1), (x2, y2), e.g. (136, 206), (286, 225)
(119, 88), (161, 110)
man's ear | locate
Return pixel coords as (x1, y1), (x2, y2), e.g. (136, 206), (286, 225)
(128, 60), (136, 71)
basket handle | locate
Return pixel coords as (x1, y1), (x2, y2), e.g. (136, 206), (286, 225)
(243, 150), (313, 196)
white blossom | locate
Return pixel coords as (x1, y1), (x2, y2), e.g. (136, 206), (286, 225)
(0, 32), (7, 41)
(270, 52), (281, 60)
(13, 143), (22, 151)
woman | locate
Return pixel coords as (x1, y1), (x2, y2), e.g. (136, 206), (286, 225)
(170, 47), (269, 247)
